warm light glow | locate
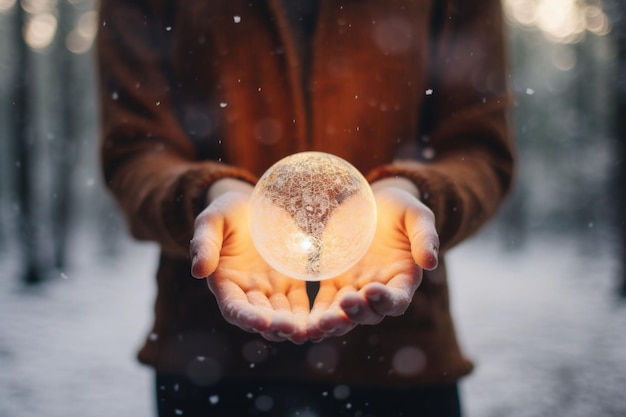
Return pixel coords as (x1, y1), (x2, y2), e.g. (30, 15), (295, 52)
(249, 152), (377, 281)
(24, 12), (57, 50)
(299, 236), (314, 252)
(503, 0), (611, 44)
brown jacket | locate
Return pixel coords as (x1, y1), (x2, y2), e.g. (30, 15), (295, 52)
(97, 0), (515, 386)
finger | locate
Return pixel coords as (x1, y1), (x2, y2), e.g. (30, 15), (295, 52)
(246, 290), (274, 309)
(208, 279), (271, 332)
(260, 310), (307, 343)
(267, 292), (301, 334)
(281, 284), (310, 344)
(307, 282), (339, 340)
(286, 283), (311, 316)
(362, 270), (421, 317)
(268, 292), (291, 312)
(309, 282), (337, 315)
(266, 293), (299, 338)
(307, 308), (342, 342)
(316, 310), (356, 338)
(288, 330), (309, 345)
(308, 285), (357, 340)
(244, 289), (306, 344)
(309, 282), (353, 326)
(190, 213), (224, 278)
(339, 292), (384, 325)
(221, 300), (273, 332)
(405, 205), (439, 270)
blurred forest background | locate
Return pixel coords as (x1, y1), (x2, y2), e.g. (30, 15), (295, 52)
(0, 0), (625, 416)
(0, 0), (624, 289)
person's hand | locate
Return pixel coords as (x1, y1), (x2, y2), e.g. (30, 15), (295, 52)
(307, 178), (439, 341)
(190, 179), (310, 344)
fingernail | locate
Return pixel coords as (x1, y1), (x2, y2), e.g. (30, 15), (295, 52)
(429, 250), (439, 269)
(367, 294), (381, 302)
(345, 305), (360, 315)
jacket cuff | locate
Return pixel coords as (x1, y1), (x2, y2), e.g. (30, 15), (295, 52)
(161, 164), (258, 257)
(366, 162), (463, 251)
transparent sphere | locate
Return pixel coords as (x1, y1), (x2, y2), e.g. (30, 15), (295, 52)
(249, 152), (377, 281)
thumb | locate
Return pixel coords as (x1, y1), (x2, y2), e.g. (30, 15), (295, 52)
(406, 205), (439, 271)
(190, 211), (224, 278)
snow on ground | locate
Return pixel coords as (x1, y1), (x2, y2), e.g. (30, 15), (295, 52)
(0, 234), (157, 417)
(449, 235), (626, 417)
(1, 231), (625, 417)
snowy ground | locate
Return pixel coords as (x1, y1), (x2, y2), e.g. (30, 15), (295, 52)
(449, 235), (626, 417)
(1, 231), (625, 417)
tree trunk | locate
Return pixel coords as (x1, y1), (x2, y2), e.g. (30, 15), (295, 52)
(51, 0), (77, 271)
(12, 4), (42, 284)
(608, 0), (626, 296)
(617, 11), (626, 297)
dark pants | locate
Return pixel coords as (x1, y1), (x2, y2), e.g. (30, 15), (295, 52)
(155, 373), (462, 417)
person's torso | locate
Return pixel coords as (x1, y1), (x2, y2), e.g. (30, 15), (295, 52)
(164, 0), (433, 177)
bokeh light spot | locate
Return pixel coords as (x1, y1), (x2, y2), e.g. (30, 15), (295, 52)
(24, 12), (57, 50)
(392, 346), (426, 377)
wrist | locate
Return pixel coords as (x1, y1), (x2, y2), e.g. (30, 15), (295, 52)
(207, 178), (255, 205)
(370, 177), (421, 200)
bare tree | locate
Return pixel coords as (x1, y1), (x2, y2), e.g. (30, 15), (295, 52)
(615, 4), (626, 297)
(605, 0), (626, 296)
(51, 0), (78, 270)
(11, 3), (42, 284)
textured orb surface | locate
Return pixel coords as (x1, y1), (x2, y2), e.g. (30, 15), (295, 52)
(249, 152), (377, 281)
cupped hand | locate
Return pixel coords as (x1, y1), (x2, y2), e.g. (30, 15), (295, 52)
(190, 181), (310, 344)
(307, 183), (439, 341)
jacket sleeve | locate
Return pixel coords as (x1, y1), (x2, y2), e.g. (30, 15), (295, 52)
(367, 0), (517, 251)
(96, 0), (256, 258)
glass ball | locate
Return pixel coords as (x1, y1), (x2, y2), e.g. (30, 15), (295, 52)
(249, 152), (377, 281)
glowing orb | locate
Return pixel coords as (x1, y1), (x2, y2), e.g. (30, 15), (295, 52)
(249, 152), (377, 281)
